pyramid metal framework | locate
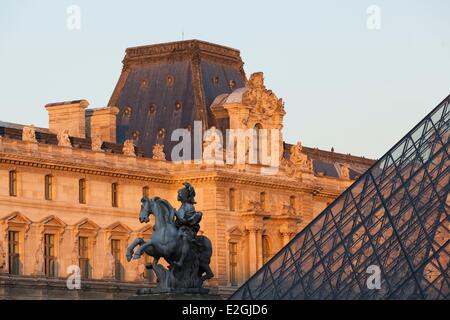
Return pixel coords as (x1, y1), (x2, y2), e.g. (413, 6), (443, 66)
(230, 95), (450, 300)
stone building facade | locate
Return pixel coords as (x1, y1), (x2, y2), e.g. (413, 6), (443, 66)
(0, 40), (374, 299)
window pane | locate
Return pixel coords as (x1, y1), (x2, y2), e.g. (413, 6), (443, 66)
(9, 171), (17, 197)
(45, 175), (53, 200)
(8, 231), (20, 275)
(79, 236), (90, 279)
(229, 242), (238, 286)
(79, 179), (86, 204)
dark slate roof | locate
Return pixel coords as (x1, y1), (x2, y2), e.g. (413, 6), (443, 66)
(0, 123), (142, 156)
(108, 40), (246, 159)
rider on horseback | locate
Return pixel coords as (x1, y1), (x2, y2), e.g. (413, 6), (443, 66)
(173, 182), (203, 267)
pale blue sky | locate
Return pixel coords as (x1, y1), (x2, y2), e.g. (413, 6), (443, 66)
(1, 0), (449, 159)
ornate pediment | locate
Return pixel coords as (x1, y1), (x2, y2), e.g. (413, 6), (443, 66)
(227, 226), (243, 238)
(38, 215), (67, 244)
(242, 72), (285, 118)
(39, 215), (67, 229)
(0, 212), (32, 239)
(106, 221), (132, 235)
(75, 218), (100, 233)
(1, 212), (32, 225)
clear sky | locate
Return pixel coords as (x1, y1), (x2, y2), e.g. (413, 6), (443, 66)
(1, 0), (449, 159)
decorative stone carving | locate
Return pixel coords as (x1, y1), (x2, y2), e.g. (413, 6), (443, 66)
(152, 144), (165, 160)
(242, 72), (285, 117)
(34, 236), (45, 276)
(340, 164), (350, 180)
(203, 126), (223, 162)
(57, 130), (71, 148)
(123, 139), (136, 157)
(0, 240), (6, 273)
(289, 141), (313, 174)
(104, 251), (115, 279)
(135, 259), (146, 282)
(283, 204), (296, 216)
(247, 200), (263, 212)
(91, 135), (103, 152)
(22, 125), (37, 143)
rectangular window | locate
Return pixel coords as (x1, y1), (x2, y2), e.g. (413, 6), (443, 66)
(112, 183), (118, 208)
(8, 231), (20, 275)
(45, 175), (53, 200)
(111, 239), (123, 280)
(229, 242), (238, 286)
(44, 234), (56, 277)
(229, 188), (236, 212)
(79, 236), (90, 279)
(9, 171), (17, 197)
(79, 179), (86, 204)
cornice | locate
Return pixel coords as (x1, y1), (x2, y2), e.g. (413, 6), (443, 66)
(0, 143), (343, 198)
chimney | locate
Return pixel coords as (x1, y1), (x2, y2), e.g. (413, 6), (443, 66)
(45, 100), (89, 138)
(85, 107), (119, 143)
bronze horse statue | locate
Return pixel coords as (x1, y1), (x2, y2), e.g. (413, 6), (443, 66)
(126, 196), (214, 290)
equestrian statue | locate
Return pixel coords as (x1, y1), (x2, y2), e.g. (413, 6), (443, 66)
(126, 182), (214, 293)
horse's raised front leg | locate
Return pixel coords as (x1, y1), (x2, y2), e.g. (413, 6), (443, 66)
(126, 238), (145, 262)
(133, 240), (153, 260)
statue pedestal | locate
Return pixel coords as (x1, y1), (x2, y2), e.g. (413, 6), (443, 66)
(129, 288), (222, 300)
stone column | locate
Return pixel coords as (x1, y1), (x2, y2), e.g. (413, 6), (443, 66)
(256, 229), (263, 269)
(247, 228), (258, 276)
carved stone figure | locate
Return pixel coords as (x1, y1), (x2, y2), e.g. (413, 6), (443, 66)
(290, 141), (314, 174)
(283, 204), (296, 216)
(340, 164), (350, 180)
(248, 200), (263, 212)
(135, 259), (146, 281)
(123, 140), (136, 157)
(242, 72), (285, 117)
(22, 125), (37, 143)
(91, 135), (103, 152)
(34, 239), (44, 275)
(203, 126), (222, 161)
(152, 144), (165, 160)
(126, 182), (214, 294)
(57, 130), (71, 148)
(104, 251), (115, 279)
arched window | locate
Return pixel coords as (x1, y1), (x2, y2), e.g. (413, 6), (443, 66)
(253, 123), (263, 164)
(229, 188), (236, 211)
(260, 192), (266, 211)
(79, 179), (87, 204)
(111, 183), (119, 208)
(45, 175), (53, 200)
(143, 186), (150, 198)
(9, 171), (17, 197)
(262, 235), (270, 264)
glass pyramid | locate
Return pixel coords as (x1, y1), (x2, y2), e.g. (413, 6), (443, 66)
(231, 96), (449, 300)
